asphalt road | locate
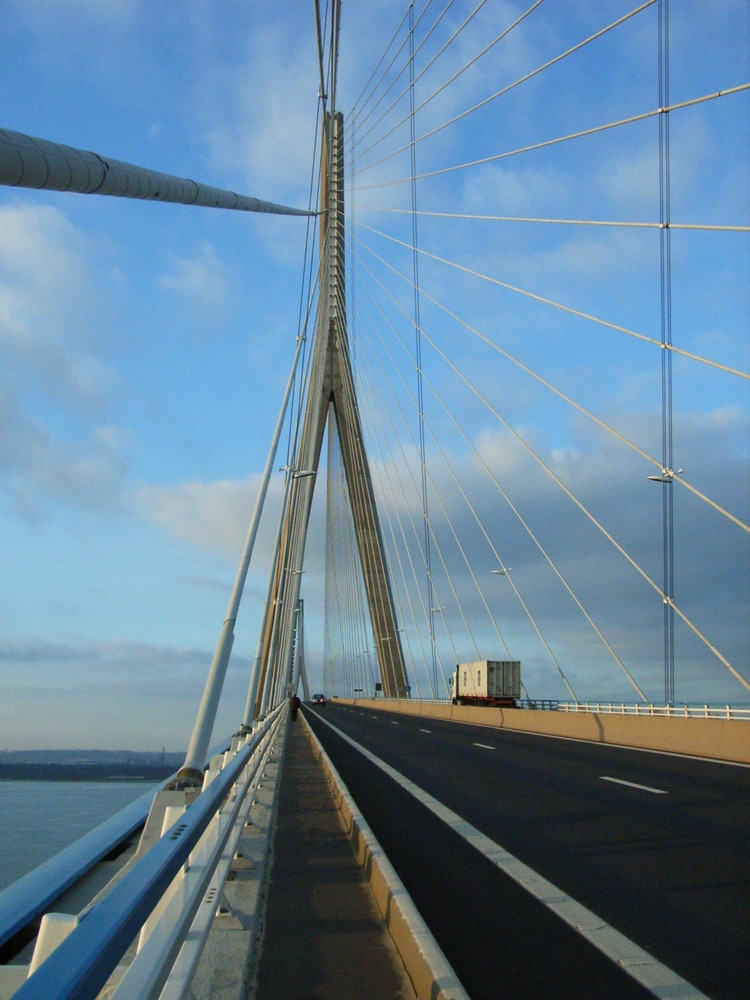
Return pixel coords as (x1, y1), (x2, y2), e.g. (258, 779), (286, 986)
(304, 704), (750, 1000)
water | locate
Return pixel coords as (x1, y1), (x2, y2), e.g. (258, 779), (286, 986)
(0, 780), (157, 892)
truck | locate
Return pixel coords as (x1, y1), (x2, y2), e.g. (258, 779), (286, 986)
(450, 660), (520, 707)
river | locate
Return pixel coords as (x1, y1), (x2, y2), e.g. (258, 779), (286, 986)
(0, 780), (158, 893)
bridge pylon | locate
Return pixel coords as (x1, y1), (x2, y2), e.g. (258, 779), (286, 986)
(253, 111), (408, 711)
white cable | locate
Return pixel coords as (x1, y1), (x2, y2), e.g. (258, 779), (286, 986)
(356, 83), (750, 188)
(354, 231), (750, 531)
(356, 266), (648, 701)
(354, 0), (544, 164)
(354, 0), (657, 173)
(351, 245), (750, 695)
(355, 205), (750, 234)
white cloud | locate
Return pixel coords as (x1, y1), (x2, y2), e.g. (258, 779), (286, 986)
(159, 241), (228, 315)
(598, 139), (658, 212)
(0, 203), (131, 516)
(132, 475), (259, 556)
(360, 397), (749, 703)
(62, 353), (116, 406)
(461, 163), (573, 217)
(0, 635), (204, 671)
(506, 228), (647, 285)
(0, 202), (117, 410)
(177, 574), (232, 594)
(0, 633), (251, 750)
(0, 387), (128, 516)
(203, 23), (318, 206)
(131, 467), (328, 565)
(0, 204), (90, 331)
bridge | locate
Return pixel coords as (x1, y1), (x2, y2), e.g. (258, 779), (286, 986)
(0, 2), (748, 998)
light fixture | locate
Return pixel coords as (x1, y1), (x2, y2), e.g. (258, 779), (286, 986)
(648, 468), (683, 483)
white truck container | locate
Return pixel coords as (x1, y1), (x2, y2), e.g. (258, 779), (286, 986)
(450, 660), (520, 706)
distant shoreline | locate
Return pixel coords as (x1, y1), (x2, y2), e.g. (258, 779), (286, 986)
(0, 763), (175, 782)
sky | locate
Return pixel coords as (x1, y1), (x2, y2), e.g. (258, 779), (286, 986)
(0, 1), (748, 751)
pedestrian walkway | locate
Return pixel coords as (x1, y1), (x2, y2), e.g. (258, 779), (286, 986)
(253, 717), (415, 999)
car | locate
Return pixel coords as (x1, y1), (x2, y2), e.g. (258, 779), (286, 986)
(311, 693), (327, 706)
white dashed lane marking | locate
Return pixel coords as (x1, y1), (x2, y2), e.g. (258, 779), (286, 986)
(314, 714), (704, 1000)
(600, 776), (667, 795)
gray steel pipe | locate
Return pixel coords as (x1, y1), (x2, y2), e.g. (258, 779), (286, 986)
(0, 127), (314, 216)
(177, 333), (307, 784)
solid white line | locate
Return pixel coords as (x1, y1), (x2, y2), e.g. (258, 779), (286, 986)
(302, 718), (469, 999)
(420, 728), (432, 734)
(313, 713), (707, 1000)
(600, 776), (667, 795)
(473, 742), (496, 750)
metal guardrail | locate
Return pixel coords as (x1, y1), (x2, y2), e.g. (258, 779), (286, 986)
(558, 702), (750, 720)
(13, 707), (284, 1000)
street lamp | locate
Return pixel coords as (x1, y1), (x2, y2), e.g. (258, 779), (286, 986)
(278, 466), (317, 479)
(648, 468), (682, 483)
(380, 626), (404, 642)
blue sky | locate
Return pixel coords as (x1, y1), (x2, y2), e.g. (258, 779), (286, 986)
(1, 1), (748, 750)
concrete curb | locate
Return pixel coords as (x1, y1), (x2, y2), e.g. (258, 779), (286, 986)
(338, 699), (750, 764)
(301, 712), (468, 1000)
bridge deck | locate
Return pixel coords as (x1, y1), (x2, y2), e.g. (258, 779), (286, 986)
(253, 719), (415, 999)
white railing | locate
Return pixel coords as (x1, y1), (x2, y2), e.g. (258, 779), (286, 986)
(12, 705), (286, 1000)
(558, 702), (750, 721)
(348, 696), (750, 721)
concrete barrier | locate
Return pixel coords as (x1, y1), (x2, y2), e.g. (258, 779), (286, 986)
(338, 699), (750, 764)
(301, 714), (468, 1000)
